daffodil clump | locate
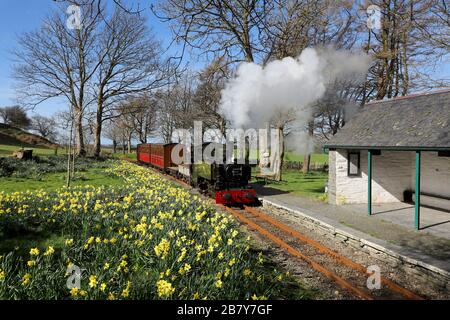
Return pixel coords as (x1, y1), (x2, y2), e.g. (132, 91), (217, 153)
(0, 161), (296, 300)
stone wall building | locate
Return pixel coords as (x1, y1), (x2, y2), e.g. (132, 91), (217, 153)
(324, 90), (450, 228)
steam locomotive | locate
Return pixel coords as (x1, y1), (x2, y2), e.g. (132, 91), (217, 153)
(136, 142), (257, 206)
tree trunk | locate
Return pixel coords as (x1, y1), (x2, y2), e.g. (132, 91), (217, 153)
(94, 92), (105, 158)
(112, 140), (117, 153)
(302, 121), (314, 174)
(66, 117), (73, 188)
(303, 154), (311, 174)
(273, 127), (284, 181)
(93, 111), (102, 157)
(127, 133), (132, 154)
(74, 108), (86, 157)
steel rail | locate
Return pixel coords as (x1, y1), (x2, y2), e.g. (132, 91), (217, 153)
(222, 205), (374, 300)
(243, 205), (424, 300)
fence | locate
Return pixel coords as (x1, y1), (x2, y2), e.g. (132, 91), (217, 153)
(282, 161), (328, 172)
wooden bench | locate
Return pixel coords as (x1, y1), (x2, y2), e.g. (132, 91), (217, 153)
(405, 190), (450, 212)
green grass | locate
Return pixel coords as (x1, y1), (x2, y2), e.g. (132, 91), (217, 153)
(110, 152), (137, 161)
(0, 167), (123, 193)
(237, 150), (328, 165)
(284, 152), (328, 164)
(0, 144), (59, 156)
(0, 231), (66, 258)
(254, 170), (328, 199)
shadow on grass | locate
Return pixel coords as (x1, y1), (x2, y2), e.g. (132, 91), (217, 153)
(0, 228), (65, 257)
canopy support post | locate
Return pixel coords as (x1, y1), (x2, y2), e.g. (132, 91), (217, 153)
(415, 151), (421, 230)
(368, 150), (372, 215)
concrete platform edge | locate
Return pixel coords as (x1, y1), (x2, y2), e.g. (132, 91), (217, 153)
(262, 198), (450, 288)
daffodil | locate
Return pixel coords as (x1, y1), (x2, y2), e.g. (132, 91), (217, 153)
(89, 275), (98, 288)
(44, 246), (55, 256)
(215, 280), (223, 289)
(154, 238), (170, 259)
(70, 287), (79, 297)
(21, 273), (31, 286)
(27, 260), (36, 267)
(156, 280), (175, 298)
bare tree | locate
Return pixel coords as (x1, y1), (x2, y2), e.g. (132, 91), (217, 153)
(0, 106), (31, 129)
(103, 120), (123, 153)
(31, 115), (57, 140)
(90, 7), (169, 157)
(114, 102), (138, 154)
(154, 0), (274, 63)
(192, 59), (228, 135)
(356, 0), (438, 100)
(156, 88), (181, 144)
(13, 2), (105, 156)
(127, 95), (158, 144)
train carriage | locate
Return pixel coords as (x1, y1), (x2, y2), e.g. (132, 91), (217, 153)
(136, 144), (151, 163)
(137, 143), (177, 171)
(137, 142), (257, 206)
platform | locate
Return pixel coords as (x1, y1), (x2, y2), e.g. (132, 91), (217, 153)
(253, 184), (450, 285)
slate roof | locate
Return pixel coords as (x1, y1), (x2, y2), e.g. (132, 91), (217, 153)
(324, 89), (450, 150)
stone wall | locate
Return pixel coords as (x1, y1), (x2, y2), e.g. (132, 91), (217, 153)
(329, 149), (414, 204)
(417, 152), (450, 199)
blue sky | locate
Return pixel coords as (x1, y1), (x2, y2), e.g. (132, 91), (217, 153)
(0, 1), (449, 120)
(0, 0), (177, 118)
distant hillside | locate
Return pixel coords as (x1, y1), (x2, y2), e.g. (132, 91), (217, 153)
(0, 123), (58, 149)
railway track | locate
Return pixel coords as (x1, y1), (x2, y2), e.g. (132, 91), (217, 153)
(132, 159), (424, 300)
(222, 205), (424, 300)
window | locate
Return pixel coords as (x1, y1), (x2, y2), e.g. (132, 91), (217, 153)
(348, 152), (360, 176)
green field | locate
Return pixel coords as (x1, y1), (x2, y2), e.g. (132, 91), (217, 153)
(284, 152), (328, 163)
(241, 149), (328, 165)
(0, 167), (123, 193)
(0, 156), (123, 193)
(254, 170), (328, 200)
(0, 144), (59, 156)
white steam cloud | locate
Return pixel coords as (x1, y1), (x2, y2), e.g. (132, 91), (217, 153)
(219, 47), (371, 130)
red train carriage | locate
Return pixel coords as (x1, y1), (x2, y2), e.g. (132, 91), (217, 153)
(137, 143), (177, 170)
(137, 144), (151, 163)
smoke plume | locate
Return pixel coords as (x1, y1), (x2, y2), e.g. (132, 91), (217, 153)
(219, 47), (371, 130)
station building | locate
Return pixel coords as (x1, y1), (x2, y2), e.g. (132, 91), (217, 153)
(324, 90), (450, 229)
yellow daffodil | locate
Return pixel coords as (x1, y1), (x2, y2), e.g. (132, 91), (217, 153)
(21, 273), (31, 286)
(156, 280), (175, 298)
(44, 246), (55, 256)
(89, 275), (98, 288)
(70, 287), (79, 297)
(215, 280), (223, 289)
